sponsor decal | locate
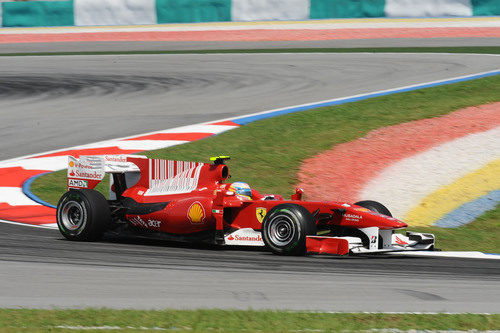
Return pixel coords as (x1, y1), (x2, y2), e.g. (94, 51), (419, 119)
(371, 235), (377, 244)
(395, 235), (408, 245)
(230, 234), (262, 242)
(68, 160), (105, 180)
(104, 155), (127, 162)
(256, 207), (267, 223)
(147, 219), (161, 228)
(188, 201), (205, 224)
(345, 213), (362, 222)
(224, 228), (265, 246)
(130, 216), (161, 228)
(68, 179), (88, 188)
(355, 207), (371, 213)
(129, 216), (148, 228)
(72, 170), (103, 179)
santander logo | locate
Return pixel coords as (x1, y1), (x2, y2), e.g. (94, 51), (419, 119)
(233, 234), (262, 242)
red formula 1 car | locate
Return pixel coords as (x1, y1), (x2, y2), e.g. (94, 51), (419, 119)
(57, 155), (435, 255)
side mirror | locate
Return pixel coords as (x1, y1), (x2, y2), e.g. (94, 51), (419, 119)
(291, 188), (303, 201)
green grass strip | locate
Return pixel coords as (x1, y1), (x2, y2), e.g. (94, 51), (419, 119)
(1, 309), (499, 332)
(31, 75), (500, 252)
(1, 46), (500, 57)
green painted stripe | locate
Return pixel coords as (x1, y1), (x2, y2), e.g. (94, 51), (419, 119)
(2, 0), (74, 27)
(471, 0), (500, 16)
(156, 0), (231, 24)
(310, 0), (385, 19)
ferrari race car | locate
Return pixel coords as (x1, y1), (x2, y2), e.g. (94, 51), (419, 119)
(57, 155), (435, 255)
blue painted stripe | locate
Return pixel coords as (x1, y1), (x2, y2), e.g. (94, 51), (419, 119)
(22, 172), (57, 209)
(232, 70), (500, 125)
(433, 190), (500, 228)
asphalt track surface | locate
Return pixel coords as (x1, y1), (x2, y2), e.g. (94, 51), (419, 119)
(1, 222), (499, 311)
(0, 45), (499, 311)
(1, 52), (500, 160)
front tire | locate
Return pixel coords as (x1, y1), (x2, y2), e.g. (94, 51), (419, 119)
(354, 200), (392, 217)
(262, 204), (316, 255)
(57, 189), (110, 241)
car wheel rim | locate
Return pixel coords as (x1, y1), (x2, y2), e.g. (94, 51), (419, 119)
(61, 201), (85, 231)
(268, 214), (296, 246)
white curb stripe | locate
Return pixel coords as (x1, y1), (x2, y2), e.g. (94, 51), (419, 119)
(0, 187), (40, 206)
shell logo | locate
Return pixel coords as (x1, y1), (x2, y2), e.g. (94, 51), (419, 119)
(188, 202), (205, 224)
(69, 161), (75, 167)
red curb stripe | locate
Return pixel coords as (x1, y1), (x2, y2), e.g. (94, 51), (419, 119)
(34, 147), (141, 159)
(297, 103), (500, 202)
(209, 120), (241, 126)
(0, 204), (55, 224)
(0, 167), (49, 188)
(124, 133), (212, 141)
(2, 27), (499, 44)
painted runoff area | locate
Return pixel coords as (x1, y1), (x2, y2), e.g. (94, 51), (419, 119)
(0, 66), (498, 260)
(0, 0), (499, 28)
(1, 17), (499, 44)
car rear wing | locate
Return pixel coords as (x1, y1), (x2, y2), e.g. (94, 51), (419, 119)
(66, 155), (229, 197)
(67, 155), (145, 190)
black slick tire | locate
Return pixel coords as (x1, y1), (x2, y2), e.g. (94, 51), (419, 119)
(354, 200), (392, 217)
(262, 203), (316, 255)
(56, 189), (110, 241)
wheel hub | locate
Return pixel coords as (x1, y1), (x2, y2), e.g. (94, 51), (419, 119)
(61, 201), (85, 230)
(269, 215), (296, 246)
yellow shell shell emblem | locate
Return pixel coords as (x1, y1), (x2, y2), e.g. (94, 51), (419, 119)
(69, 161), (75, 167)
(256, 207), (267, 223)
(188, 202), (205, 224)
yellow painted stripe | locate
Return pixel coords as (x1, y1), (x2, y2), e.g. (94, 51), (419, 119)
(404, 159), (500, 227)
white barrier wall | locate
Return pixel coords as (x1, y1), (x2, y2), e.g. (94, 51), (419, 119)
(231, 0), (309, 22)
(385, 0), (473, 17)
(74, 0), (156, 26)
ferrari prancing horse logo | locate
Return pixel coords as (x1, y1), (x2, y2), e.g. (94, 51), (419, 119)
(256, 207), (267, 223)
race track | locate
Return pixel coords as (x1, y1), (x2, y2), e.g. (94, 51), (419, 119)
(1, 222), (499, 311)
(1, 52), (499, 160)
(0, 49), (499, 311)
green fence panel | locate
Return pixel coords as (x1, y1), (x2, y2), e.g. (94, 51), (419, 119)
(310, 0), (385, 19)
(156, 0), (231, 23)
(471, 0), (500, 15)
(2, 0), (74, 27)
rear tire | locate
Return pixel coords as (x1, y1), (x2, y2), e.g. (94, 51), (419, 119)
(57, 189), (110, 241)
(262, 204), (316, 255)
(354, 200), (392, 217)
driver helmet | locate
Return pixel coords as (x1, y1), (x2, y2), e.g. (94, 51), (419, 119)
(229, 182), (252, 200)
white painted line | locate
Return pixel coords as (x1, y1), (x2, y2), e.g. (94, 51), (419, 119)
(0, 219), (57, 229)
(387, 251), (500, 260)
